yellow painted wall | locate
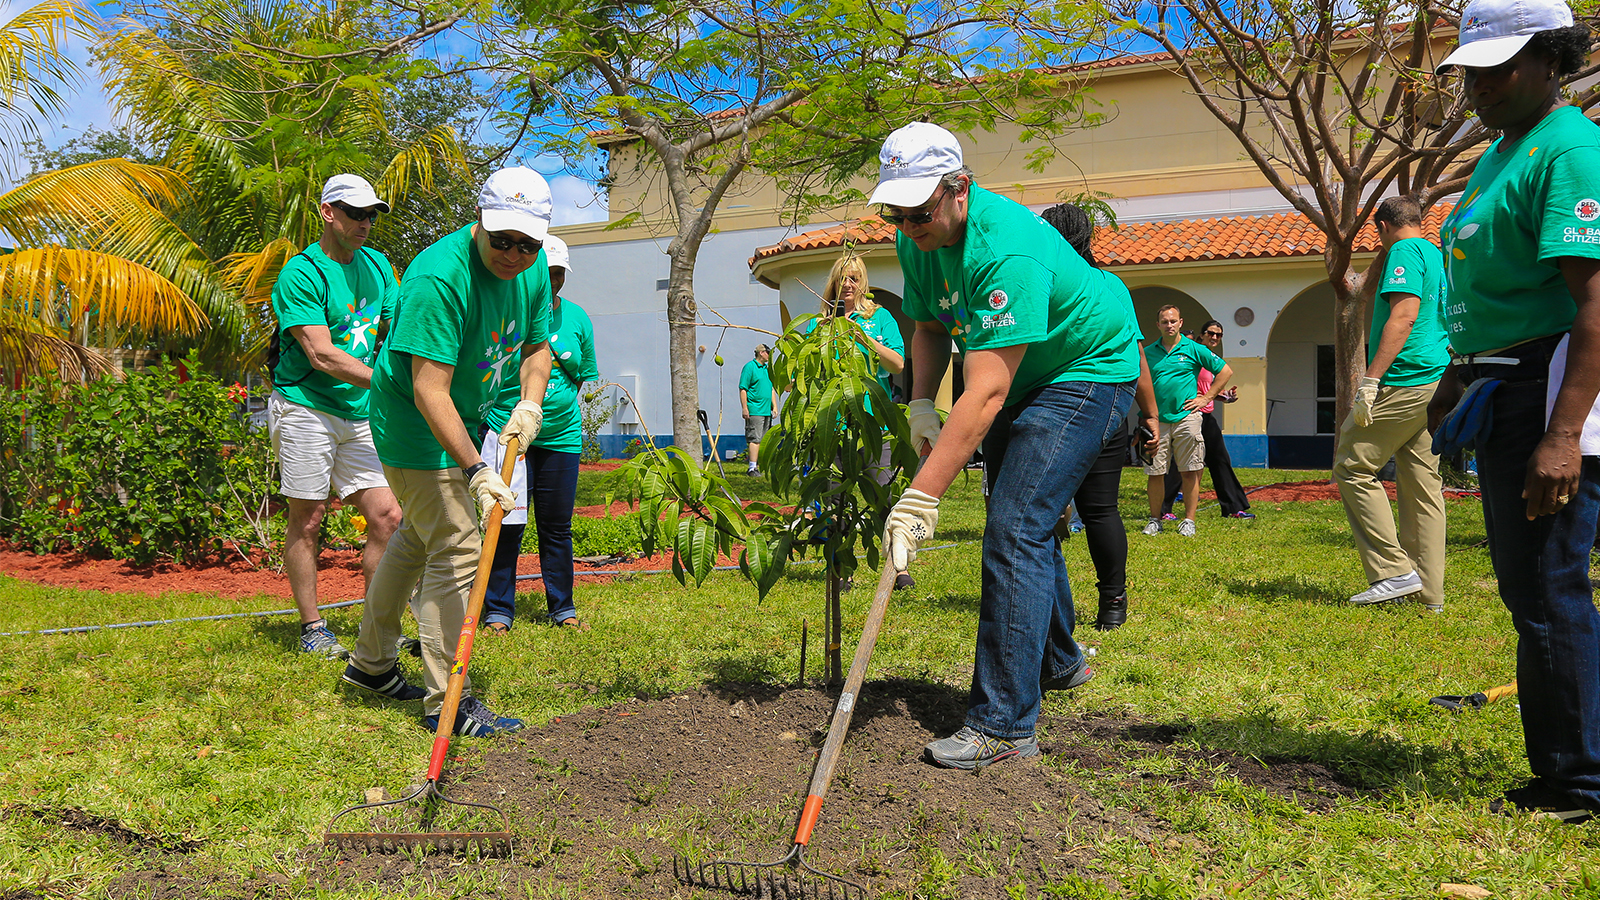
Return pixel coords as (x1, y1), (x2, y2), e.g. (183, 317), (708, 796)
(1219, 356), (1268, 435)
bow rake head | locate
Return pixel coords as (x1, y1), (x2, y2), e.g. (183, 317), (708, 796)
(673, 845), (868, 899)
(325, 781), (514, 857)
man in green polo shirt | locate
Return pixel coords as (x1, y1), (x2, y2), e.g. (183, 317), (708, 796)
(267, 173), (403, 660)
(1141, 305), (1233, 537)
(343, 167), (554, 738)
(1335, 195), (1450, 611)
(739, 345), (775, 475)
(874, 122), (1143, 769)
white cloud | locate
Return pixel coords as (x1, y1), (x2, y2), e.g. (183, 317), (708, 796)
(548, 172), (607, 226)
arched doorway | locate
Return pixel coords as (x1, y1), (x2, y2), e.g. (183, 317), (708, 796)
(1265, 281), (1338, 468)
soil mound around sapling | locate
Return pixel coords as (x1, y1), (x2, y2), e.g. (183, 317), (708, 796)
(288, 680), (1358, 899)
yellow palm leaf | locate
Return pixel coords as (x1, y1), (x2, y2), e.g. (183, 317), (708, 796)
(0, 308), (114, 382)
(0, 246), (207, 337)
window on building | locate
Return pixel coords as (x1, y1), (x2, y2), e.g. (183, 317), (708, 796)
(1316, 344), (1337, 434)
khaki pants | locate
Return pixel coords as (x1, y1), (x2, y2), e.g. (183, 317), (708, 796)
(1332, 381), (1446, 607)
(351, 465), (480, 715)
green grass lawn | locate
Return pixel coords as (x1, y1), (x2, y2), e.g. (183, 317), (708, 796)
(3, 468), (1599, 897)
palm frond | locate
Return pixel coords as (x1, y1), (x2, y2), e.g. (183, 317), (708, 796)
(0, 246), (207, 338)
(0, 307), (114, 382)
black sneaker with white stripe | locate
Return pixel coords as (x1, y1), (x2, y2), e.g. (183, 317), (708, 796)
(1491, 781), (1596, 824)
(341, 663), (426, 702)
(422, 697), (524, 738)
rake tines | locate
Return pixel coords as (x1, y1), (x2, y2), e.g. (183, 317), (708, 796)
(673, 845), (868, 899)
(325, 777), (514, 856)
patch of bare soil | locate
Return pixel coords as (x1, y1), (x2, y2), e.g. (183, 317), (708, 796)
(98, 680), (1359, 899)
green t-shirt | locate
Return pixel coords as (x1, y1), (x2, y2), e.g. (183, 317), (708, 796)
(1145, 336), (1227, 424)
(484, 297), (597, 454)
(798, 305), (905, 411)
(898, 186), (1141, 407)
(739, 360), (774, 416)
(269, 243), (397, 420)
(1371, 237), (1449, 387)
(1441, 105), (1600, 354)
(369, 225), (552, 470)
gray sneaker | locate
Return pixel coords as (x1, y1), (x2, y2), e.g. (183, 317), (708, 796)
(1141, 518), (1162, 536)
(925, 725), (1039, 770)
(1177, 518), (1197, 537)
(299, 621), (349, 659)
(1349, 571), (1424, 605)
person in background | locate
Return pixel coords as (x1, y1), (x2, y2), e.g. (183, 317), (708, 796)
(479, 236), (597, 632)
(739, 345), (776, 475)
(345, 166), (553, 738)
(874, 122), (1143, 769)
(267, 173), (403, 659)
(1428, 0), (1600, 822)
(1335, 196), (1448, 611)
(1160, 320), (1254, 519)
(1141, 305), (1233, 537)
(1040, 202), (1160, 631)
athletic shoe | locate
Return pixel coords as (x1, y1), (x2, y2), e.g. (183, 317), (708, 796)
(1348, 571), (1424, 605)
(1424, 601), (1445, 614)
(342, 663), (426, 702)
(746, 466), (758, 477)
(395, 635), (423, 658)
(1178, 518), (1197, 537)
(1160, 512), (1179, 521)
(299, 621), (349, 659)
(1094, 596), (1127, 631)
(925, 725), (1039, 770)
(1041, 661), (1095, 692)
(894, 572), (916, 591)
(1491, 782), (1596, 823)
(1226, 511), (1257, 519)
(422, 697), (525, 738)
(1141, 518), (1162, 536)
(1069, 521), (1086, 535)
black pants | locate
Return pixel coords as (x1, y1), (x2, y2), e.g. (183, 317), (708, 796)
(1161, 411), (1250, 516)
(1069, 427), (1129, 602)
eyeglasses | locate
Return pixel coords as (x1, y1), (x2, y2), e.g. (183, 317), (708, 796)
(332, 201), (380, 222)
(1203, 330), (1223, 338)
(486, 232), (543, 256)
(880, 187), (949, 227)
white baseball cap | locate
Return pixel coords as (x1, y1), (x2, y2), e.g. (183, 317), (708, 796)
(478, 167), (552, 240)
(869, 122), (964, 208)
(542, 234), (572, 272)
(1437, 0), (1574, 72)
(321, 174), (390, 213)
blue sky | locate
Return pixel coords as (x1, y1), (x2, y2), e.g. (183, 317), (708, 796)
(0, 0), (607, 224)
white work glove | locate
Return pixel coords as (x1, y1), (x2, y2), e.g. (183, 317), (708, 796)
(498, 400), (543, 454)
(884, 488), (940, 572)
(468, 466), (516, 527)
(1352, 377), (1380, 428)
(906, 399), (943, 456)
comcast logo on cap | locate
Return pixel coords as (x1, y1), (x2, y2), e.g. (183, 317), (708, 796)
(886, 153), (907, 168)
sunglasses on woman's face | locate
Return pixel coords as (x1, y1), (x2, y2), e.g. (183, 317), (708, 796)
(332, 202), (380, 222)
(1204, 330), (1223, 339)
(486, 232), (543, 256)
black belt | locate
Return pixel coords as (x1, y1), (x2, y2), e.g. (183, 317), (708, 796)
(1450, 333), (1565, 384)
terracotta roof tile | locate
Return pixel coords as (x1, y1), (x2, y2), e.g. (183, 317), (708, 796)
(750, 204), (1452, 270)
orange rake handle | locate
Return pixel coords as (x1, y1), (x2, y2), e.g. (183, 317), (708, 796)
(426, 436), (522, 782)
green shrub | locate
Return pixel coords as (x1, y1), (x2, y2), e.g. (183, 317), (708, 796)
(0, 362), (276, 564)
(518, 511), (645, 558)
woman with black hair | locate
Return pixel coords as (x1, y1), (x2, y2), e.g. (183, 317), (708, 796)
(1430, 0), (1600, 822)
(1040, 203), (1159, 630)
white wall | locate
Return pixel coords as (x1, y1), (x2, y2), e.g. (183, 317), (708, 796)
(1265, 282), (1337, 435)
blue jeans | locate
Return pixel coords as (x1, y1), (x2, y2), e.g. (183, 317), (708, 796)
(484, 448), (582, 628)
(970, 380), (1136, 739)
(1474, 377), (1600, 807)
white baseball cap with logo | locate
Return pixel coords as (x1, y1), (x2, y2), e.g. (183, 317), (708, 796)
(542, 234), (573, 272)
(1437, 0), (1574, 72)
(321, 174), (390, 213)
(869, 122), (965, 208)
(479, 167), (553, 240)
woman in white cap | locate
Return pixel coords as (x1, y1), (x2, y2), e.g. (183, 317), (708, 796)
(1428, 0), (1600, 822)
(479, 235), (598, 632)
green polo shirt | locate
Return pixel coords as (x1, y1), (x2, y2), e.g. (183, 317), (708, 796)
(739, 359), (774, 416)
(1146, 336), (1227, 424)
(1372, 237), (1449, 387)
(369, 225), (551, 470)
(898, 186), (1140, 407)
(269, 243), (397, 420)
(1442, 105), (1600, 354)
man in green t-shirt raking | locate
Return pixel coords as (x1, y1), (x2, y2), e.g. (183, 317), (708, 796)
(267, 173), (404, 662)
(1334, 196), (1450, 611)
(1141, 305), (1233, 538)
(343, 167), (555, 738)
(874, 122), (1143, 770)
(739, 345), (776, 475)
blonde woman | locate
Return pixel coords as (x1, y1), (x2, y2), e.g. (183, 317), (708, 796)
(821, 253), (905, 399)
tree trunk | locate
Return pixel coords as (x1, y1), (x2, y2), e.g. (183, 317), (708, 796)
(666, 260), (701, 456)
(1325, 246), (1379, 429)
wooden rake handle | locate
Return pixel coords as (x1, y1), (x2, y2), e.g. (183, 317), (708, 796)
(426, 436), (522, 782)
(791, 558), (898, 847)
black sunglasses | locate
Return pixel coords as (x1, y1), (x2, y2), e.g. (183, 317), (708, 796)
(1203, 330), (1223, 338)
(880, 187), (949, 227)
(332, 201), (380, 222)
(486, 232), (543, 256)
